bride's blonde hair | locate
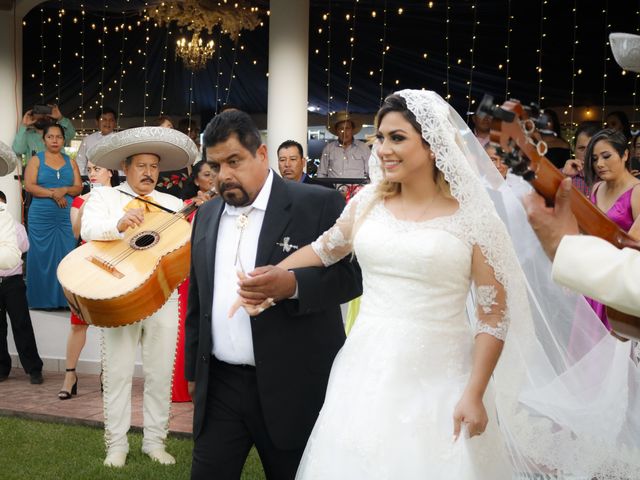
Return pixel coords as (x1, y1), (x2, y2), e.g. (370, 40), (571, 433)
(374, 94), (451, 200)
(352, 95), (451, 239)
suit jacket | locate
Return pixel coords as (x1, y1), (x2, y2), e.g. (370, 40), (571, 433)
(552, 235), (640, 316)
(185, 172), (362, 449)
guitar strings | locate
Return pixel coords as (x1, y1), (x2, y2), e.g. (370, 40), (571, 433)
(102, 205), (197, 266)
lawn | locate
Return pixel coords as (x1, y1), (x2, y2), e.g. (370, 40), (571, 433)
(0, 416), (265, 479)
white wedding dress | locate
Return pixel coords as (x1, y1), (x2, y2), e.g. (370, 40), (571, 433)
(296, 189), (513, 479)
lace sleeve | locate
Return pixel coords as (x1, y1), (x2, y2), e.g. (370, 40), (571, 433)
(471, 244), (509, 341)
(311, 185), (374, 266)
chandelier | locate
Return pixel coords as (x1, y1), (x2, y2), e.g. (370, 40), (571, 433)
(148, 0), (262, 71)
(175, 33), (215, 71)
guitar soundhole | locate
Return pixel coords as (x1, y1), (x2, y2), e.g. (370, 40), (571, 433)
(130, 231), (160, 250)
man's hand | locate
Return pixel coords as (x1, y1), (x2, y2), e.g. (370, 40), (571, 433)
(562, 159), (583, 177)
(117, 208), (145, 232)
(522, 177), (579, 260)
(188, 381), (195, 397)
(22, 110), (35, 127)
(50, 105), (62, 120)
(238, 265), (297, 302)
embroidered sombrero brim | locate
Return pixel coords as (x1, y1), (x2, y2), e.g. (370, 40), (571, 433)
(327, 111), (363, 136)
(0, 141), (17, 177)
(88, 126), (199, 171)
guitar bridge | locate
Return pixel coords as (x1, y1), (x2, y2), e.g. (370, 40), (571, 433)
(87, 255), (125, 279)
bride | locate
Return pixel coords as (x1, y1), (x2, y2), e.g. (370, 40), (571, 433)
(238, 90), (640, 479)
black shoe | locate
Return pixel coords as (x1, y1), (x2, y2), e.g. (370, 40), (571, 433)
(30, 371), (43, 384)
(58, 368), (78, 400)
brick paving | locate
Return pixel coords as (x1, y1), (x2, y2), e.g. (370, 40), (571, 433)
(0, 368), (193, 437)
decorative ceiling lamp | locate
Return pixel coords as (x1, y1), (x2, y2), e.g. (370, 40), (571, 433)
(148, 0), (262, 71)
(175, 33), (215, 70)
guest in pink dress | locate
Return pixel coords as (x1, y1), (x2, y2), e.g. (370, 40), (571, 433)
(584, 129), (640, 328)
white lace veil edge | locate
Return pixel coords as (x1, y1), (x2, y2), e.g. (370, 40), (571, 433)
(363, 89), (640, 479)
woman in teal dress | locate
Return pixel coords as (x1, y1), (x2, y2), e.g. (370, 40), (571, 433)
(24, 123), (82, 308)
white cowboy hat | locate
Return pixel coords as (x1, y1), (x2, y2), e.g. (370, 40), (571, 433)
(88, 126), (199, 172)
(0, 141), (17, 177)
(610, 33), (640, 73)
(327, 111), (362, 136)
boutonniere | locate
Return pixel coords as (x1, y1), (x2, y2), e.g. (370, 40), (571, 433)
(276, 236), (299, 253)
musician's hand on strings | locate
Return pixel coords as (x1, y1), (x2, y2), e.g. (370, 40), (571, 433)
(228, 270), (274, 318)
(523, 177), (579, 260)
(117, 208), (145, 232)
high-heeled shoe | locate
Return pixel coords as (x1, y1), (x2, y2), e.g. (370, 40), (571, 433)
(58, 368), (78, 400)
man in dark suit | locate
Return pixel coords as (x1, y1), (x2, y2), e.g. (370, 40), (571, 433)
(186, 110), (362, 480)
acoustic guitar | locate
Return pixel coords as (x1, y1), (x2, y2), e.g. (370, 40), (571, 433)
(477, 95), (640, 341)
(57, 197), (205, 328)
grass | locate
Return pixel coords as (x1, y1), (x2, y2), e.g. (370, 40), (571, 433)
(0, 416), (266, 480)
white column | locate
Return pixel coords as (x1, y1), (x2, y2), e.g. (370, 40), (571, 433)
(266, 0), (309, 171)
(0, 8), (23, 221)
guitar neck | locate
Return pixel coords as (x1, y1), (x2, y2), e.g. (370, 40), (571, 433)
(493, 114), (638, 250)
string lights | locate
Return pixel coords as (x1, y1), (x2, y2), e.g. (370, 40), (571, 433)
(159, 26), (170, 116)
(569, 0), (578, 134)
(504, 0), (512, 101)
(536, 0), (546, 106)
(22, 1), (640, 138)
(39, 7), (45, 102)
(98, 1), (108, 113)
(325, 4), (332, 121)
(633, 2), (640, 129)
(55, 0), (64, 104)
(378, 0), (387, 107)
(444, 0), (451, 100)
(213, 28), (223, 114)
(142, 4), (150, 125)
(78, 3), (85, 128)
(225, 36), (240, 104)
(466, 1), (478, 114)
(345, 0), (358, 114)
(116, 11), (127, 127)
(602, 0), (610, 123)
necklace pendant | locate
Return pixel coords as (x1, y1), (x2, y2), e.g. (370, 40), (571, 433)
(56, 171), (60, 180)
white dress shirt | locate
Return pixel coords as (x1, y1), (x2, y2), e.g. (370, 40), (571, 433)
(81, 182), (184, 241)
(212, 170), (274, 366)
(0, 205), (20, 271)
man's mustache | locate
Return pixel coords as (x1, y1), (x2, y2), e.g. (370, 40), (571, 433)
(219, 182), (243, 194)
(140, 176), (154, 183)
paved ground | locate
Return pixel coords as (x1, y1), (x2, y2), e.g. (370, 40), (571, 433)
(0, 368), (193, 437)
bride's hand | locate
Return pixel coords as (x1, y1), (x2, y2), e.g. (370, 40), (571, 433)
(452, 393), (488, 441)
(228, 271), (275, 318)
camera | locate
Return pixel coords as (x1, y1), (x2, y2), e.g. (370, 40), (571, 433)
(32, 104), (52, 115)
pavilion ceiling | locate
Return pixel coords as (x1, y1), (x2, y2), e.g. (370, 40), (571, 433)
(19, 0), (640, 128)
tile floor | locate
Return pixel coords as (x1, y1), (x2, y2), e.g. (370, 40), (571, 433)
(0, 368), (193, 436)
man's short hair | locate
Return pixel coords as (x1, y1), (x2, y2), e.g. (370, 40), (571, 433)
(277, 140), (304, 158)
(95, 107), (117, 121)
(202, 110), (261, 155)
(0, 190), (6, 203)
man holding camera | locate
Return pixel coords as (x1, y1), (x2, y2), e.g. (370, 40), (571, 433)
(12, 105), (76, 158)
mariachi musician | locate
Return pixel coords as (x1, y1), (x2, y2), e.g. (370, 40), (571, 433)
(81, 127), (198, 468)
